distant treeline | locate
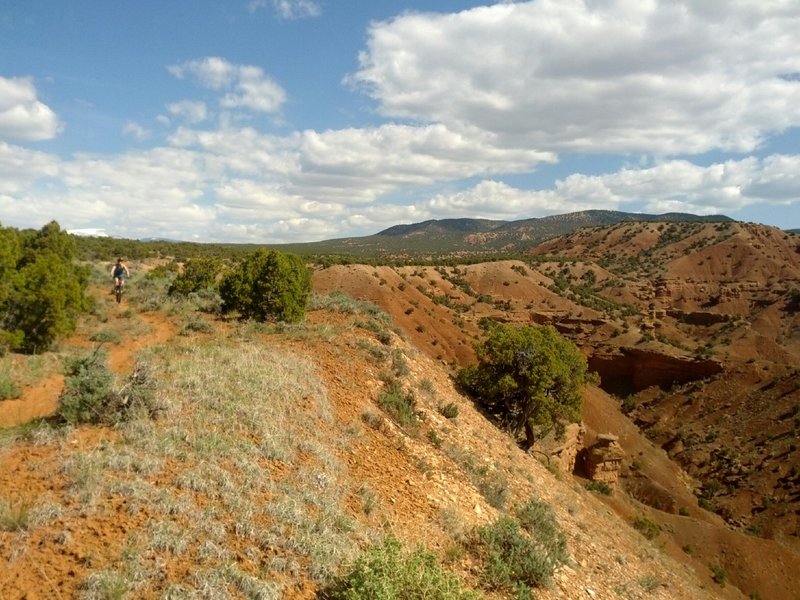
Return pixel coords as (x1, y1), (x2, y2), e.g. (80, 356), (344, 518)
(71, 233), (537, 267)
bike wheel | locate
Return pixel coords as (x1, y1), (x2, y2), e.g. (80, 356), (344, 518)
(115, 286), (123, 303)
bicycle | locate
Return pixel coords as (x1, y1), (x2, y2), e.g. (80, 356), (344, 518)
(114, 280), (125, 304)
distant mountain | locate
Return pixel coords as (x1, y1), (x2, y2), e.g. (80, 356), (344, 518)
(278, 210), (733, 259)
(378, 218), (504, 236)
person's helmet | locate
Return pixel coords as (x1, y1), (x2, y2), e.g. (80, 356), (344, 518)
(116, 257), (123, 264)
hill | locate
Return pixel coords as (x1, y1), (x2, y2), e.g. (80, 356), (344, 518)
(2, 218), (799, 599)
(0, 259), (763, 600)
(275, 210), (733, 259)
(313, 220), (800, 598)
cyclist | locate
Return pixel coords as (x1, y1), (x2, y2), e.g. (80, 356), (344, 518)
(111, 257), (129, 294)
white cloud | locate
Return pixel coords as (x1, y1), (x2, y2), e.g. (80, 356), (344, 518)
(167, 100), (208, 123)
(168, 57), (236, 90)
(0, 76), (61, 141)
(0, 142), (59, 194)
(349, 0), (800, 155)
(69, 228), (108, 237)
(3, 124), (799, 241)
(290, 123), (555, 203)
(122, 121), (150, 141)
(220, 66), (286, 113)
(251, 0), (321, 20)
(418, 155), (800, 223)
(168, 57), (286, 114)
(5, 0), (800, 244)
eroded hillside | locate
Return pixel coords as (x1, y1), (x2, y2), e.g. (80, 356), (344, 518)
(313, 221), (800, 599)
(0, 269), (746, 599)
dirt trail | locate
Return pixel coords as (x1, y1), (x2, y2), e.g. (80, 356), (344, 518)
(0, 310), (175, 428)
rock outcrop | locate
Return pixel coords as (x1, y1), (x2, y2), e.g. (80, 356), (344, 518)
(583, 433), (625, 486)
(588, 347), (723, 395)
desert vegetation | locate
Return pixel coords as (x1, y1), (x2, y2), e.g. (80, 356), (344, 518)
(2, 215), (799, 599)
(457, 321), (590, 449)
(1, 221), (91, 354)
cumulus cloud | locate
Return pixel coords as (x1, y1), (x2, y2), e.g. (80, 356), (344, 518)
(168, 57), (286, 113)
(122, 121), (150, 141)
(418, 155), (800, 223)
(167, 100), (208, 123)
(0, 142), (60, 194)
(0, 76), (61, 141)
(349, 0), (800, 155)
(4, 3), (800, 243)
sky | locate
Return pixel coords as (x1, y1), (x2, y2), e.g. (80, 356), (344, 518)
(1, 0), (799, 243)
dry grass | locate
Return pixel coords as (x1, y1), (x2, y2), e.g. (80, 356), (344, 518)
(45, 338), (371, 597)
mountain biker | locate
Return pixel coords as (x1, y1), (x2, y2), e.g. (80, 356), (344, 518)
(111, 257), (129, 294)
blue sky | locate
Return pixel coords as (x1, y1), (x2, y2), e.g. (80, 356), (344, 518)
(1, 0), (799, 243)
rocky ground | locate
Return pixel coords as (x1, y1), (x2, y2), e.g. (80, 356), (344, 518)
(1, 220), (799, 599)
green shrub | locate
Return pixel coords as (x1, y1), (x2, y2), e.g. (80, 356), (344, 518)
(0, 498), (32, 531)
(323, 537), (477, 599)
(57, 351), (159, 426)
(0, 369), (21, 400)
(168, 257), (222, 296)
(1, 222), (91, 353)
(631, 515), (661, 540)
(57, 350), (115, 425)
(219, 249), (311, 323)
(474, 514), (564, 593)
(787, 288), (800, 313)
(180, 316), (215, 335)
(143, 261), (179, 281)
(377, 379), (418, 429)
(478, 473), (509, 510)
(438, 402), (459, 419)
(585, 480), (612, 495)
(514, 498), (569, 568)
(457, 322), (588, 448)
(710, 563), (727, 586)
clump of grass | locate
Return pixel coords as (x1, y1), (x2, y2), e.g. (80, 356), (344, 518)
(390, 349), (410, 376)
(639, 574), (661, 592)
(473, 512), (566, 594)
(515, 498), (569, 567)
(57, 351), (160, 426)
(710, 563), (728, 586)
(179, 316), (215, 335)
(585, 480), (612, 495)
(192, 563), (281, 600)
(0, 498), (33, 532)
(428, 429), (443, 448)
(310, 291), (390, 322)
(418, 378), (435, 395)
(439, 505), (468, 544)
(324, 537), (478, 599)
(377, 379), (419, 430)
(0, 370), (21, 400)
(56, 349), (115, 425)
(438, 402), (459, 419)
(361, 410), (387, 432)
(355, 339), (388, 363)
(631, 515), (662, 540)
(477, 472), (509, 510)
(357, 484), (378, 516)
(80, 569), (132, 600)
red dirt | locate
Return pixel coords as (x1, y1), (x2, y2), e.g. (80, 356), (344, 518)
(2, 223), (799, 599)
